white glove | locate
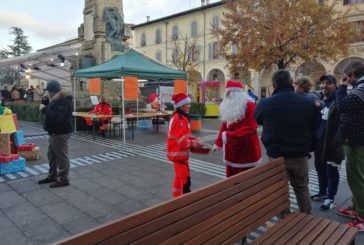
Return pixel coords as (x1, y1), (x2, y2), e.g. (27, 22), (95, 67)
(212, 145), (220, 152)
(39, 104), (46, 111)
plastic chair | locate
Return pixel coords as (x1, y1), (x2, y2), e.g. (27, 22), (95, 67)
(110, 117), (122, 137)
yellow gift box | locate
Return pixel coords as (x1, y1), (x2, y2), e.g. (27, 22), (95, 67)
(0, 115), (16, 133)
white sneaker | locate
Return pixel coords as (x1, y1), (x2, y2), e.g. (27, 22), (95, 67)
(321, 199), (336, 210)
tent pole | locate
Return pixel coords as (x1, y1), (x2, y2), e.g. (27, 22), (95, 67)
(73, 77), (77, 133)
(121, 76), (126, 142)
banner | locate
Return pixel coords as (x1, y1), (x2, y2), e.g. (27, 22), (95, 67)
(174, 80), (187, 94)
(89, 78), (101, 95)
(124, 77), (138, 100)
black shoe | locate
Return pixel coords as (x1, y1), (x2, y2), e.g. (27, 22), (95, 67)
(38, 177), (57, 184)
(49, 181), (70, 188)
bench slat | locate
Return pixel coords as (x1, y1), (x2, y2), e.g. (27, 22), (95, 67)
(297, 218), (332, 245)
(195, 193), (290, 245)
(283, 215), (323, 244)
(101, 167), (287, 244)
(220, 198), (291, 245)
(271, 214), (316, 244)
(255, 212), (307, 245)
(336, 227), (357, 245)
(102, 172), (288, 244)
(311, 221), (341, 245)
(157, 180), (288, 245)
(57, 158), (285, 245)
(323, 224), (350, 245)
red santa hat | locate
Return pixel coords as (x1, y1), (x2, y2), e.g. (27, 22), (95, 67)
(149, 94), (159, 103)
(225, 80), (243, 92)
(172, 93), (191, 108)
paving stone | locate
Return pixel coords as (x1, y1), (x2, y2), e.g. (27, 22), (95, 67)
(40, 202), (86, 225)
(72, 168), (105, 178)
(8, 179), (44, 194)
(61, 215), (100, 235)
(94, 206), (125, 223)
(0, 183), (12, 192)
(87, 187), (126, 206)
(4, 202), (48, 226)
(69, 178), (102, 192)
(0, 227), (33, 245)
(91, 176), (125, 191)
(21, 218), (70, 245)
(0, 191), (28, 209)
(22, 188), (62, 207)
(114, 198), (147, 216)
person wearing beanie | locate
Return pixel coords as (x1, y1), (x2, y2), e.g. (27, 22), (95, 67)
(38, 80), (73, 188)
(213, 80), (262, 177)
(166, 93), (202, 198)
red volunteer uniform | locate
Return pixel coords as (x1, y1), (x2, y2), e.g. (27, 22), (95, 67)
(167, 112), (198, 198)
(85, 103), (112, 132)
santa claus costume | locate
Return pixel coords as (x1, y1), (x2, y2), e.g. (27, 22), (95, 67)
(167, 93), (200, 198)
(214, 80), (262, 177)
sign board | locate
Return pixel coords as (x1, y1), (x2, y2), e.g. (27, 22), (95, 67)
(160, 86), (174, 103)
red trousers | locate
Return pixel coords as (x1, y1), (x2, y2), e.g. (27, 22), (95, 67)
(226, 166), (252, 178)
(172, 161), (191, 198)
(85, 117), (108, 132)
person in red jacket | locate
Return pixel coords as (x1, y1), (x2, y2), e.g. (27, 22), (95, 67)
(85, 96), (112, 137)
(167, 93), (201, 198)
(213, 80), (262, 177)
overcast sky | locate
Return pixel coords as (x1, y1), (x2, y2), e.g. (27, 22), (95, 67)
(0, 0), (219, 52)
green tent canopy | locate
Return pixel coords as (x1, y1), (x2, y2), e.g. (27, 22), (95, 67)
(74, 48), (187, 80)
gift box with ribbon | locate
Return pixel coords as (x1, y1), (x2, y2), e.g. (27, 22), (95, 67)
(0, 133), (11, 155)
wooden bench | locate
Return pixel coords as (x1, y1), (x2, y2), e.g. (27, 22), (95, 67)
(56, 158), (357, 245)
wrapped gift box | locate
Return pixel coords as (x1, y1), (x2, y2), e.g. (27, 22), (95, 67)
(17, 143), (36, 151)
(0, 133), (11, 155)
(13, 130), (25, 146)
(190, 143), (212, 155)
(0, 157), (25, 175)
(18, 147), (40, 161)
(0, 154), (19, 163)
(0, 115), (17, 133)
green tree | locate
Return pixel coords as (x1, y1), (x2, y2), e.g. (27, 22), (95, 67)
(7, 27), (32, 57)
(214, 0), (355, 72)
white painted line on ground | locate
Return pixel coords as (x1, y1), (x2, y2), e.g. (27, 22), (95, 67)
(33, 165), (48, 173)
(5, 174), (17, 180)
(25, 167), (39, 175)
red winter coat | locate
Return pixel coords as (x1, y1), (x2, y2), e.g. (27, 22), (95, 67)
(214, 101), (262, 168)
(90, 103), (112, 115)
(167, 112), (198, 162)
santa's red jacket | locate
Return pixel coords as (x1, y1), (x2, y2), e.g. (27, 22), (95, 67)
(90, 103), (112, 115)
(214, 101), (262, 169)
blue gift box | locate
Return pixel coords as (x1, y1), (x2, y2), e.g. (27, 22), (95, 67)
(13, 130), (25, 147)
(0, 157), (26, 175)
(138, 120), (152, 129)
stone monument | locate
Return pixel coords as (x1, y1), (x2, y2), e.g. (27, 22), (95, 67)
(79, 0), (129, 67)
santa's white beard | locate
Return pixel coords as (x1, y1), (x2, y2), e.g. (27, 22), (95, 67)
(220, 91), (250, 124)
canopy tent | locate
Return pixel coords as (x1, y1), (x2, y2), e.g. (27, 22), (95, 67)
(74, 48), (187, 80)
(73, 48), (187, 142)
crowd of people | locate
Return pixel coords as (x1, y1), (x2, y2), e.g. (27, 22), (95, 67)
(167, 60), (364, 232)
(0, 84), (43, 104)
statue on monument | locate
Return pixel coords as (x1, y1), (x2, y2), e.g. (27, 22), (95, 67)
(104, 7), (125, 51)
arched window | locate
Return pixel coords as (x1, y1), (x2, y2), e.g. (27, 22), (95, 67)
(156, 50), (162, 62)
(172, 25), (179, 40)
(212, 16), (220, 30)
(141, 33), (146, 46)
(192, 45), (200, 62)
(155, 29), (162, 44)
(191, 21), (198, 37)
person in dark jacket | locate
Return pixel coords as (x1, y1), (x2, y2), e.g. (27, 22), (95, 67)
(38, 80), (73, 188)
(310, 75), (343, 210)
(255, 69), (319, 214)
(336, 61), (364, 231)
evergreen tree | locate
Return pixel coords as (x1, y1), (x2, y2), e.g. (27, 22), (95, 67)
(7, 27), (32, 57)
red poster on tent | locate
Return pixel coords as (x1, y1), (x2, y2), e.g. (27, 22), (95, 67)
(89, 78), (101, 95)
(124, 77), (138, 100)
(174, 80), (187, 94)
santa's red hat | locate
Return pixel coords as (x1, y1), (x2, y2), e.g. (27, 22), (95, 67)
(149, 94), (159, 103)
(225, 80), (243, 92)
(172, 93), (191, 108)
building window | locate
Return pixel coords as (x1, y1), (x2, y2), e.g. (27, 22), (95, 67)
(343, 0), (364, 4)
(156, 50), (162, 62)
(208, 43), (212, 60)
(353, 21), (364, 42)
(141, 33), (146, 46)
(212, 42), (219, 59)
(191, 21), (198, 38)
(191, 45), (200, 62)
(155, 29), (162, 44)
(212, 16), (220, 30)
(172, 25), (179, 40)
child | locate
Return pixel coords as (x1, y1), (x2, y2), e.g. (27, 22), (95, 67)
(167, 93), (201, 198)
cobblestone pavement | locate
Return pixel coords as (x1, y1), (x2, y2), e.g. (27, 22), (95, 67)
(0, 119), (362, 244)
